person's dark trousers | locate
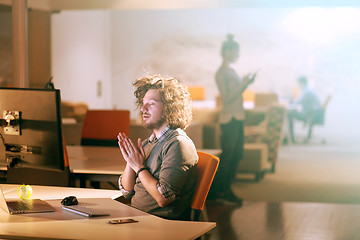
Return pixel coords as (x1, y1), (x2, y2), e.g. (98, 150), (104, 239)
(287, 110), (306, 143)
(209, 118), (244, 196)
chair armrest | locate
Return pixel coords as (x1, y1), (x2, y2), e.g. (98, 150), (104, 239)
(244, 126), (266, 136)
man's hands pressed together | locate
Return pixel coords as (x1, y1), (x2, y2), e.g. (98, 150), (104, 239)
(117, 132), (145, 173)
(117, 132), (169, 208)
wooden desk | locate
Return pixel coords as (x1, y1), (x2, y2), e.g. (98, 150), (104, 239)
(67, 146), (221, 187)
(67, 145), (125, 186)
(2, 146), (220, 187)
(0, 184), (216, 240)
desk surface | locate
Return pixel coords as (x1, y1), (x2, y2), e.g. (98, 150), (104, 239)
(2, 146), (221, 187)
(1, 146), (221, 174)
(0, 184), (215, 240)
(67, 145), (125, 175)
(67, 145), (221, 175)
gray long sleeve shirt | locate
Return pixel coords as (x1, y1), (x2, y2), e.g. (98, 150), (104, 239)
(119, 128), (198, 220)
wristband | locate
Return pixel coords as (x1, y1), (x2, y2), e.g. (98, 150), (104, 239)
(136, 167), (148, 177)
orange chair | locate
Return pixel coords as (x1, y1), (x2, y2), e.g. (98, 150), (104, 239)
(243, 89), (255, 102)
(191, 151), (219, 221)
(187, 86), (205, 101)
(81, 110), (130, 146)
(63, 137), (69, 168)
(80, 110), (130, 188)
(63, 138), (75, 186)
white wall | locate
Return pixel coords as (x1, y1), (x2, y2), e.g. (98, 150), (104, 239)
(52, 7), (360, 139)
(51, 10), (112, 109)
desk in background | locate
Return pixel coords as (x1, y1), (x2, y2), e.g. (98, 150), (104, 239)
(67, 145), (221, 188)
(2, 146), (220, 188)
(0, 184), (215, 240)
(67, 145), (124, 187)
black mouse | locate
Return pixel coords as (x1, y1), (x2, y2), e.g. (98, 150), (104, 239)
(61, 196), (78, 206)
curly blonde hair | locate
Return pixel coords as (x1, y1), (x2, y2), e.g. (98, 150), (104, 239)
(133, 74), (193, 130)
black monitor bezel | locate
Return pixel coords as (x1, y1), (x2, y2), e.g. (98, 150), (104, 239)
(0, 87), (65, 172)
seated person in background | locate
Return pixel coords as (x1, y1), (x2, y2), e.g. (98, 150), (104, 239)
(288, 76), (322, 143)
(117, 74), (198, 220)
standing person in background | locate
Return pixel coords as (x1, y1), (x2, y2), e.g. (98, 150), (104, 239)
(209, 34), (257, 203)
(117, 75), (198, 220)
(287, 76), (322, 143)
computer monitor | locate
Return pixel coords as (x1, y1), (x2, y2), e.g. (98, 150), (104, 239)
(0, 88), (65, 173)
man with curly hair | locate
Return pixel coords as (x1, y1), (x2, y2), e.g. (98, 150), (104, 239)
(117, 74), (198, 220)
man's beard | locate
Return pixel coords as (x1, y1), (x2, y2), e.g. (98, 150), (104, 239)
(142, 117), (166, 130)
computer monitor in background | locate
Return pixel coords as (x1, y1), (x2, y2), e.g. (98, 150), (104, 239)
(0, 88), (69, 186)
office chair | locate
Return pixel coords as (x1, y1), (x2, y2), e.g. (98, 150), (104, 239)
(81, 110), (130, 188)
(63, 138), (76, 187)
(187, 86), (205, 101)
(191, 151), (219, 222)
(304, 94), (332, 143)
(81, 110), (130, 146)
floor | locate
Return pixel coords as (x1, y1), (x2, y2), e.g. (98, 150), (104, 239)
(201, 135), (360, 240)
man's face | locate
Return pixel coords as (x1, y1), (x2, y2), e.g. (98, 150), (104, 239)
(140, 89), (165, 130)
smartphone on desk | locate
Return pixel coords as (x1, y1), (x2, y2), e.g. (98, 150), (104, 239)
(108, 219), (138, 224)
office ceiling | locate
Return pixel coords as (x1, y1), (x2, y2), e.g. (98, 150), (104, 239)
(0, 0), (359, 11)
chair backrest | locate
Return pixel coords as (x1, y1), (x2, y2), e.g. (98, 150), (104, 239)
(81, 110), (130, 146)
(187, 86), (205, 101)
(63, 137), (69, 168)
(322, 94), (332, 109)
(243, 89), (255, 102)
(191, 151), (219, 212)
(311, 94), (332, 125)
